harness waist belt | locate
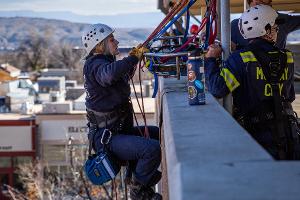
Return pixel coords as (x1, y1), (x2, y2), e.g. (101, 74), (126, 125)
(87, 108), (120, 128)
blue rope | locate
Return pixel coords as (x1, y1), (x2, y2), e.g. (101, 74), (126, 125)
(204, 15), (211, 49)
(153, 0), (197, 41)
(152, 73), (159, 98)
(148, 59), (159, 98)
(148, 59), (154, 72)
(182, 2), (190, 43)
(204, 0), (213, 49)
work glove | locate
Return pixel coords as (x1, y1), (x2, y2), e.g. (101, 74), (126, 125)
(145, 59), (151, 69)
(129, 45), (149, 60)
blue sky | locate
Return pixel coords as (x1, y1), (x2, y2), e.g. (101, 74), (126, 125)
(0, 0), (241, 28)
(0, 0), (160, 15)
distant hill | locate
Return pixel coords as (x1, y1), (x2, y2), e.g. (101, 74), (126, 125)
(0, 15), (299, 51)
(0, 17), (154, 49)
(0, 10), (165, 28)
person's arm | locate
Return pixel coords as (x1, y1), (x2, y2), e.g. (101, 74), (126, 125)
(205, 57), (230, 98)
(205, 44), (242, 98)
(282, 14), (300, 33)
(94, 55), (138, 86)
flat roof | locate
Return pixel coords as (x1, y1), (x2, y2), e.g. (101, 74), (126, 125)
(0, 113), (34, 121)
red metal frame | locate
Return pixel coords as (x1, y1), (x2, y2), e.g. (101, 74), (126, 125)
(0, 119), (36, 189)
(0, 167), (14, 186)
(0, 120), (33, 126)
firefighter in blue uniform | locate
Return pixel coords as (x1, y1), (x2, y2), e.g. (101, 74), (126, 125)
(205, 5), (300, 160)
(82, 23), (162, 200)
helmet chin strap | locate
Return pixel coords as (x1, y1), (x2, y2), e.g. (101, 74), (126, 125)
(261, 33), (276, 44)
(261, 27), (277, 44)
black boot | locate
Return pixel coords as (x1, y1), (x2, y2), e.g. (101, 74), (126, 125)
(129, 179), (162, 200)
(147, 170), (162, 187)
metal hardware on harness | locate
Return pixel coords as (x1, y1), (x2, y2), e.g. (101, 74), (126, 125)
(88, 122), (98, 133)
(291, 111), (300, 136)
(101, 129), (112, 145)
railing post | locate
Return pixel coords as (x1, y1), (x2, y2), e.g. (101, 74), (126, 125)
(220, 0), (232, 113)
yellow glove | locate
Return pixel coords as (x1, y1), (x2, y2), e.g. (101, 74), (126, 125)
(129, 47), (140, 59)
(129, 45), (149, 60)
(145, 60), (151, 69)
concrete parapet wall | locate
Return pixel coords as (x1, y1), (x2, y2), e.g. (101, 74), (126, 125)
(160, 77), (300, 200)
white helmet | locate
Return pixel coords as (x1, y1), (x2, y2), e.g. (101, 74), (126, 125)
(82, 23), (114, 56)
(239, 5), (278, 39)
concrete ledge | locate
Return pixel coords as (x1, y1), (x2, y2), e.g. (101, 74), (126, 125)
(161, 77), (300, 200)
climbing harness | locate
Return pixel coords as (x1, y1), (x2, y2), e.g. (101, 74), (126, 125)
(84, 115), (121, 185)
(84, 126), (121, 185)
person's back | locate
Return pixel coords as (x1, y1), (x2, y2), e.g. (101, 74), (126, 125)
(205, 5), (300, 160)
(83, 53), (134, 112)
(212, 39), (295, 116)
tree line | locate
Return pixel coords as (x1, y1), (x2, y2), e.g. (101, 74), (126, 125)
(0, 29), (84, 82)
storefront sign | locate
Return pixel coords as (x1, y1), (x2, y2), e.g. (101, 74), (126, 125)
(41, 119), (88, 141)
(0, 146), (12, 150)
(0, 126), (32, 151)
(68, 126), (88, 133)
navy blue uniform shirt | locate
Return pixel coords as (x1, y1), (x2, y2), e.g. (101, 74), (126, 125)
(83, 54), (138, 112)
(205, 39), (295, 116)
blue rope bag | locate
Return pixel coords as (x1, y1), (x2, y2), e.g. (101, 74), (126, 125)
(84, 127), (121, 185)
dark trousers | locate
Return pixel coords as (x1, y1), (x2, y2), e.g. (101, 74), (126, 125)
(93, 126), (161, 186)
(247, 122), (297, 160)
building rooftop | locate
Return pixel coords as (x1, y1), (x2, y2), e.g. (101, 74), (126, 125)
(0, 113), (34, 120)
(0, 63), (20, 75)
(0, 63), (21, 82)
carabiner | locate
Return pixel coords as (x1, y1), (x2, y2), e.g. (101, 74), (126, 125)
(101, 129), (112, 145)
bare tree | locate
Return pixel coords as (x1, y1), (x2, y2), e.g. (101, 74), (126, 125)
(6, 142), (127, 200)
(49, 43), (84, 83)
(16, 31), (51, 71)
(51, 43), (82, 70)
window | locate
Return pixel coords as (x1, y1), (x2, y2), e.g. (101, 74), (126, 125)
(43, 144), (67, 163)
(13, 173), (25, 191)
(59, 165), (70, 174)
(48, 165), (59, 173)
(0, 173), (9, 185)
(73, 144), (88, 163)
(13, 156), (32, 167)
(0, 157), (11, 168)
